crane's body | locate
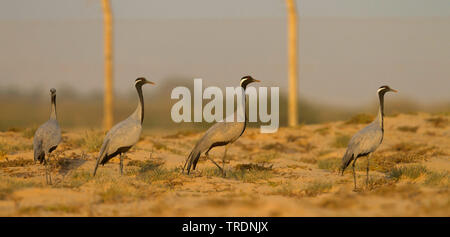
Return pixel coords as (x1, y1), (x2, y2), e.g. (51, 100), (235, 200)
(341, 85), (397, 190)
(93, 77), (154, 176)
(96, 114), (142, 166)
(184, 76), (259, 175)
(33, 88), (61, 184)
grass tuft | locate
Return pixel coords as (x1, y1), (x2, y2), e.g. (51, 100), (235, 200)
(388, 165), (428, 180)
(331, 134), (351, 148)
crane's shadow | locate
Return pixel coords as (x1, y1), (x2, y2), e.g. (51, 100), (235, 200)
(55, 153), (88, 177)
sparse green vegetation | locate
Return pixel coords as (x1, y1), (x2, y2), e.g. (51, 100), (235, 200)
(253, 152), (278, 164)
(0, 158), (34, 168)
(202, 164), (273, 183)
(74, 130), (103, 152)
(22, 126), (38, 139)
(0, 177), (42, 200)
(0, 142), (32, 154)
(318, 158), (340, 171)
(163, 130), (197, 139)
(397, 126), (419, 133)
(314, 126), (330, 136)
(304, 180), (333, 197)
(300, 157), (317, 164)
(388, 165), (428, 180)
(270, 182), (298, 197)
(61, 170), (92, 188)
(387, 165), (449, 188)
(97, 184), (129, 203)
(424, 171), (449, 187)
(426, 116), (448, 128)
(331, 134), (351, 148)
(345, 113), (374, 125)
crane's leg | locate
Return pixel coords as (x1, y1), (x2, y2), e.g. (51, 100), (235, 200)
(44, 160), (48, 185)
(45, 159), (52, 185)
(366, 154), (371, 187)
(119, 153), (124, 176)
(221, 145), (228, 177)
(48, 154), (52, 185)
(205, 152), (223, 174)
(352, 159), (357, 191)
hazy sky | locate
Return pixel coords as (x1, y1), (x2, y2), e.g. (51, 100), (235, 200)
(1, 0), (449, 19)
(0, 0), (449, 107)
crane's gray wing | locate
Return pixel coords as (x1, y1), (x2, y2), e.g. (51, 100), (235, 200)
(199, 121), (245, 152)
(33, 119), (61, 163)
(97, 118), (142, 164)
(184, 121), (245, 173)
(341, 122), (382, 172)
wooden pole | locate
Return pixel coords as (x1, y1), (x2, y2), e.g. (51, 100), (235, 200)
(286, 0), (299, 127)
(101, 0), (114, 130)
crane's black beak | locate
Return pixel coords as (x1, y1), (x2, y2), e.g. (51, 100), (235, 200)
(253, 79), (261, 83)
(145, 81), (155, 85)
(390, 88), (398, 93)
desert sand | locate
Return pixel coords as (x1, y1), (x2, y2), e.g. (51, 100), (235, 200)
(0, 113), (448, 216)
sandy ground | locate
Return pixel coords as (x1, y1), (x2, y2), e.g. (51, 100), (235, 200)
(0, 113), (449, 216)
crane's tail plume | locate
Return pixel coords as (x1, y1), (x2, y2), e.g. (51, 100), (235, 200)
(33, 140), (45, 164)
(184, 147), (201, 175)
(93, 139), (109, 177)
(341, 151), (354, 176)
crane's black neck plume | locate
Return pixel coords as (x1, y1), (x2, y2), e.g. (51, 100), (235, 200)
(377, 87), (389, 131)
(50, 89), (57, 120)
(135, 83), (145, 124)
(239, 76), (258, 122)
(240, 75), (255, 90)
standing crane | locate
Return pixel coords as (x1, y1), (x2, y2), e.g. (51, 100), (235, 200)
(183, 75), (260, 175)
(93, 78), (155, 176)
(33, 88), (62, 185)
(341, 85), (397, 190)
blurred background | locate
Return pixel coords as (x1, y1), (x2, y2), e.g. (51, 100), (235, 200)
(0, 0), (449, 131)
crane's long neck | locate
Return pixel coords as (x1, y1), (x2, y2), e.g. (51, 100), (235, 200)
(50, 94), (57, 120)
(376, 92), (385, 131)
(132, 85), (145, 124)
(238, 86), (248, 122)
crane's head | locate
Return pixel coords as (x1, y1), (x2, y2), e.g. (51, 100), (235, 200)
(240, 75), (260, 89)
(50, 88), (56, 99)
(135, 77), (155, 87)
(377, 85), (397, 95)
